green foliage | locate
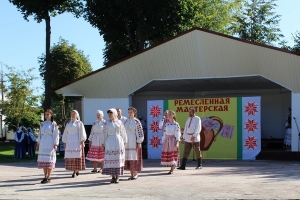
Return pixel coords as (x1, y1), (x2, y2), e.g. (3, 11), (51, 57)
(84, 0), (243, 65)
(39, 38), (92, 88)
(230, 0), (283, 45)
(8, 0), (84, 22)
(9, 0), (85, 111)
(291, 31), (300, 53)
(0, 66), (42, 131)
(38, 38), (92, 127)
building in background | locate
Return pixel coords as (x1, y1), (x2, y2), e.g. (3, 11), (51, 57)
(55, 28), (300, 158)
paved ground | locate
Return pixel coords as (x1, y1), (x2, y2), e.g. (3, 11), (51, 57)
(0, 159), (300, 199)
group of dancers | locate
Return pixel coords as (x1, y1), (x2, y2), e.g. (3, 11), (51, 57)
(36, 107), (203, 184)
(14, 126), (37, 158)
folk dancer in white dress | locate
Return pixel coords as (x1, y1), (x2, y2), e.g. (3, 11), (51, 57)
(177, 107), (202, 170)
(62, 110), (87, 178)
(161, 110), (181, 174)
(37, 109), (59, 184)
(102, 108), (127, 184)
(27, 127), (37, 157)
(284, 107), (292, 148)
(86, 110), (106, 173)
(124, 107), (144, 180)
(14, 126), (26, 158)
(117, 108), (127, 124)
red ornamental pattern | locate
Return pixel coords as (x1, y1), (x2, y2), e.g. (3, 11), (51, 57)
(150, 136), (161, 148)
(150, 105), (162, 118)
(244, 136), (258, 150)
(244, 102), (259, 116)
(244, 119), (258, 133)
(150, 121), (159, 133)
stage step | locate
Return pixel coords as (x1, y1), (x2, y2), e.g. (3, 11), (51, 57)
(257, 150), (300, 161)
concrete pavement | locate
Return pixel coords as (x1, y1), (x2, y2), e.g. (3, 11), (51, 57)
(0, 159), (300, 199)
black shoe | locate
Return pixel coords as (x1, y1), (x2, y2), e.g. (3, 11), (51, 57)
(72, 173), (75, 178)
(76, 172), (79, 176)
(110, 178), (115, 183)
(196, 158), (202, 169)
(177, 158), (187, 170)
(41, 178), (47, 184)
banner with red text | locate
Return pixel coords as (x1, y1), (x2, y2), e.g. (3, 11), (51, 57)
(147, 97), (261, 160)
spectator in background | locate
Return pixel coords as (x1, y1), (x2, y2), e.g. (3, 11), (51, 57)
(14, 126), (26, 159)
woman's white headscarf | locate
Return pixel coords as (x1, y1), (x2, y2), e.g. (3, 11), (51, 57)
(108, 108), (118, 119)
(96, 110), (104, 118)
(72, 110), (80, 121)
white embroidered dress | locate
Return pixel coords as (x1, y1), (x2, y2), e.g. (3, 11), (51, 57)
(161, 122), (181, 166)
(37, 121), (59, 165)
(124, 118), (144, 160)
(86, 119), (106, 162)
(102, 119), (127, 175)
(62, 120), (87, 158)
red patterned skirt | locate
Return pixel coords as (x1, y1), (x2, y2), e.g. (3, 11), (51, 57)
(38, 162), (55, 169)
(65, 149), (86, 171)
(86, 145), (104, 163)
(161, 135), (180, 167)
(124, 148), (143, 172)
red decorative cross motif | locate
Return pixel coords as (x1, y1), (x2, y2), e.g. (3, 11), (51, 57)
(244, 119), (258, 133)
(150, 121), (159, 133)
(244, 136), (258, 150)
(149, 136), (161, 148)
(149, 105), (162, 118)
(244, 102), (259, 116)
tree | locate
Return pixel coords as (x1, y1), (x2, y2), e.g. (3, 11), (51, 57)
(84, 0), (243, 65)
(9, 0), (84, 111)
(0, 66), (42, 131)
(291, 31), (300, 53)
(39, 38), (92, 127)
(230, 0), (283, 45)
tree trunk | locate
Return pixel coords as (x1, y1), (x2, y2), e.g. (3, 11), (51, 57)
(44, 12), (52, 111)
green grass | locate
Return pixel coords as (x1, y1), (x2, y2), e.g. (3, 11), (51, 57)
(0, 145), (63, 163)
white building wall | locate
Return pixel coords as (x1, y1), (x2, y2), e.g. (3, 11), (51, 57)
(291, 93), (300, 152)
(82, 98), (130, 125)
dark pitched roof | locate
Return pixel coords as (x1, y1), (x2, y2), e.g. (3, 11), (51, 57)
(54, 27), (300, 92)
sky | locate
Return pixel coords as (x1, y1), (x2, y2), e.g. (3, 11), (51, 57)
(0, 0), (300, 93)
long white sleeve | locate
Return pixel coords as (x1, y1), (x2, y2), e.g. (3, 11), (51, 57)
(193, 117), (201, 138)
(62, 123), (69, 143)
(78, 121), (87, 142)
(135, 119), (144, 144)
(102, 123), (108, 146)
(52, 122), (60, 146)
(159, 119), (164, 129)
(88, 124), (95, 142)
(175, 122), (181, 141)
(37, 123), (42, 144)
(120, 121), (127, 144)
(183, 120), (188, 141)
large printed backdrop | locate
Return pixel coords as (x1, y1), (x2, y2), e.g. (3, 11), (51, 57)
(147, 97), (261, 160)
